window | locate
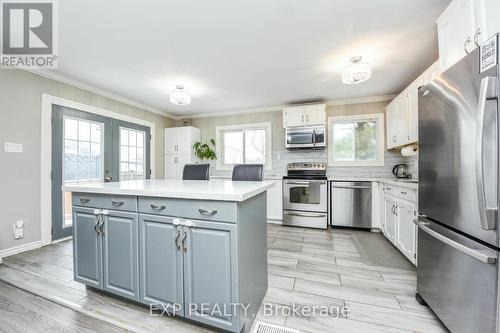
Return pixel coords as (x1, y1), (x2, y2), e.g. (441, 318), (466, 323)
(119, 127), (146, 180)
(216, 122), (272, 170)
(328, 114), (385, 166)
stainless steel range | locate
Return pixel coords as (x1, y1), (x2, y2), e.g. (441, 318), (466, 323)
(282, 162), (328, 229)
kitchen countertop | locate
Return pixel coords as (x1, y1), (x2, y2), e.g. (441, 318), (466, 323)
(327, 177), (418, 190)
(62, 179), (275, 202)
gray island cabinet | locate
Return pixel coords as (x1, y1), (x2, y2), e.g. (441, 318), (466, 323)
(65, 179), (272, 333)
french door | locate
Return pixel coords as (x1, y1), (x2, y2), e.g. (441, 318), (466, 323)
(51, 105), (150, 241)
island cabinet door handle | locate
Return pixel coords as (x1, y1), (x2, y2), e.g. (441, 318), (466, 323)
(175, 230), (181, 249)
(99, 217), (105, 236)
(94, 215), (101, 235)
(198, 208), (217, 216)
(111, 200), (124, 207)
(151, 204), (166, 210)
(182, 231), (187, 251)
(80, 197), (90, 203)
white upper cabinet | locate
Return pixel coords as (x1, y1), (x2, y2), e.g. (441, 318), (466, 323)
(475, 0), (500, 44)
(283, 104), (326, 127)
(386, 60), (441, 150)
(165, 127), (179, 154)
(305, 104), (326, 126)
(386, 100), (398, 149)
(164, 126), (201, 179)
(396, 92), (410, 146)
(437, 0), (500, 72)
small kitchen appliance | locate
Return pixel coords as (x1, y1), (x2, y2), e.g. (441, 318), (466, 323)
(392, 163), (412, 179)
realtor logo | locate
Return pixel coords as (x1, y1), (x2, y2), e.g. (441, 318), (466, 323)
(1, 0), (58, 68)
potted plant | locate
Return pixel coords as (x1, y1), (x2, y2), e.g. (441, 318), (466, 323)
(193, 139), (217, 161)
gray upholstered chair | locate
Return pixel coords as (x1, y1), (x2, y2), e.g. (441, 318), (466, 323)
(231, 164), (263, 181)
(182, 163), (210, 180)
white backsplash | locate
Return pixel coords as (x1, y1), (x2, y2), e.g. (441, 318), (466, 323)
(210, 149), (418, 180)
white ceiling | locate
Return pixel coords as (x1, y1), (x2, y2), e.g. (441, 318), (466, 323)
(55, 0), (450, 117)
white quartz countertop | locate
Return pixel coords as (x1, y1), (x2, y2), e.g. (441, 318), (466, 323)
(62, 179), (275, 202)
(327, 177), (418, 190)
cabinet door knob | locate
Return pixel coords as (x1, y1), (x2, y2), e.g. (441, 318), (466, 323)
(464, 36), (471, 54)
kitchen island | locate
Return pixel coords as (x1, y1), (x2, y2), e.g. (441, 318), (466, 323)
(63, 179), (273, 333)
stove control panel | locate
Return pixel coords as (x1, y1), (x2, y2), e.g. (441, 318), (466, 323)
(286, 162), (326, 171)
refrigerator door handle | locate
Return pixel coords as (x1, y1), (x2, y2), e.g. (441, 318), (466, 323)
(475, 77), (498, 231)
(414, 219), (497, 264)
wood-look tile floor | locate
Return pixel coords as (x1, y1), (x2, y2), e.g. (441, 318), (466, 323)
(0, 224), (448, 333)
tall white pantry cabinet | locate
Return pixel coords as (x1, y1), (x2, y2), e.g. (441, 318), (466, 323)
(164, 126), (201, 179)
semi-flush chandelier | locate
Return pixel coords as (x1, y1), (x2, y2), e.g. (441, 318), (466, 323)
(341, 56), (372, 84)
(169, 85), (191, 105)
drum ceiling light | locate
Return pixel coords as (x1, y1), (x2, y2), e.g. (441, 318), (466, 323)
(341, 56), (372, 84)
(169, 85), (191, 105)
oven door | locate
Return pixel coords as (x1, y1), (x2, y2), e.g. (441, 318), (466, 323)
(283, 179), (327, 212)
(286, 127), (315, 148)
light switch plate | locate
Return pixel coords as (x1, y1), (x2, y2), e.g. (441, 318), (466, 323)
(4, 142), (23, 153)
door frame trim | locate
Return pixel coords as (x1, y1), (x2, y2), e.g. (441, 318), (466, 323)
(41, 93), (156, 246)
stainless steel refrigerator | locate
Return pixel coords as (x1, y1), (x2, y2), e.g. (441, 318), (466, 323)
(416, 33), (499, 333)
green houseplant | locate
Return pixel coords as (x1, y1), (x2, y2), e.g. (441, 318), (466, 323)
(193, 139), (217, 161)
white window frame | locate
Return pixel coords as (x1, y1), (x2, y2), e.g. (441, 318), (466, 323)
(118, 126), (147, 181)
(215, 122), (272, 171)
(328, 113), (385, 167)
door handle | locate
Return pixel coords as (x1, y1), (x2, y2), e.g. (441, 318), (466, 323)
(175, 229), (181, 249)
(198, 208), (217, 216)
(111, 200), (124, 207)
(474, 28), (481, 47)
(475, 77), (498, 230)
(150, 204), (166, 210)
(182, 231), (187, 252)
(104, 176), (112, 182)
(414, 219), (496, 264)
(80, 197), (90, 204)
(332, 185), (371, 189)
(99, 216), (105, 236)
(464, 36), (471, 54)
(94, 215), (101, 235)
(283, 211), (326, 218)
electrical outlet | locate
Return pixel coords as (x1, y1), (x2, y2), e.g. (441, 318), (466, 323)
(13, 220), (24, 239)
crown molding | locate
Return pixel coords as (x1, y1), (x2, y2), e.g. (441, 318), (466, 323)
(183, 94), (397, 119)
(23, 69), (177, 119)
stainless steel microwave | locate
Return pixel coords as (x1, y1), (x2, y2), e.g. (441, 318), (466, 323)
(285, 125), (325, 149)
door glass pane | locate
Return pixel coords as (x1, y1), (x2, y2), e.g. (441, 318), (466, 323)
(119, 127), (146, 181)
(223, 131), (243, 164)
(244, 129), (265, 164)
(63, 117), (104, 228)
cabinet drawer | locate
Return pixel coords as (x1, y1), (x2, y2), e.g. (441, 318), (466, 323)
(72, 193), (138, 212)
(398, 188), (416, 202)
(383, 185), (396, 194)
(138, 197), (238, 223)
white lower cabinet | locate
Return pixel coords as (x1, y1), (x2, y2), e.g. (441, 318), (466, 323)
(266, 180), (283, 221)
(395, 200), (417, 263)
(382, 184), (417, 265)
(383, 195), (397, 244)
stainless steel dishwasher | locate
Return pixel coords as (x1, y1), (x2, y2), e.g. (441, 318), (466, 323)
(330, 181), (372, 229)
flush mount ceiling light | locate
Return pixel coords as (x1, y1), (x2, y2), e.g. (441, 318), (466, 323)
(169, 85), (191, 105)
(341, 56), (372, 84)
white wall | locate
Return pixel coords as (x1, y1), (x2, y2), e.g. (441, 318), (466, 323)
(0, 69), (174, 255)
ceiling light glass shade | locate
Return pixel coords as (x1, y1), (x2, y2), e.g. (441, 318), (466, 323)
(342, 56), (372, 84)
(169, 85), (191, 105)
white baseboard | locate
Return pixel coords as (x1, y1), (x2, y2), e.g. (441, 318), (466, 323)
(51, 236), (73, 244)
(0, 240), (42, 261)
